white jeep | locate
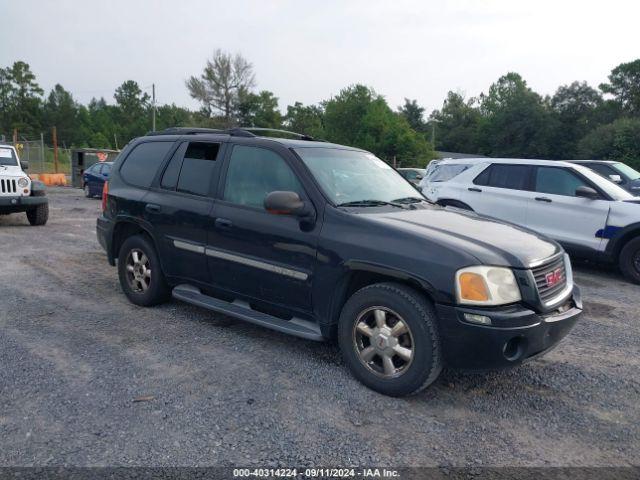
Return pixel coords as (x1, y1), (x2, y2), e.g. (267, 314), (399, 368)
(0, 144), (48, 225)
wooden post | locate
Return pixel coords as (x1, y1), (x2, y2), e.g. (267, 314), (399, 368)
(52, 126), (59, 174)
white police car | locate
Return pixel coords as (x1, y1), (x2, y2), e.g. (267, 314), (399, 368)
(420, 158), (640, 283)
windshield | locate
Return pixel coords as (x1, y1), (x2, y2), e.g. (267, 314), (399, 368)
(0, 147), (18, 166)
(295, 147), (423, 205)
(572, 164), (634, 201)
(427, 163), (471, 182)
(613, 162), (640, 181)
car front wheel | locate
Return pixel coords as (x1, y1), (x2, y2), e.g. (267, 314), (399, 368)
(117, 234), (170, 306)
(619, 237), (640, 284)
(338, 282), (442, 396)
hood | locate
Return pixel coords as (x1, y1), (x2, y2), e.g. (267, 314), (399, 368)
(362, 205), (560, 269)
(0, 165), (26, 177)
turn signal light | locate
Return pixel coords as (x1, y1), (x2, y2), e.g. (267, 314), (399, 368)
(101, 181), (109, 212)
(458, 272), (490, 302)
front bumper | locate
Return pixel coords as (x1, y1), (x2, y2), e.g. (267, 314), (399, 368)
(435, 286), (582, 370)
(0, 195), (48, 212)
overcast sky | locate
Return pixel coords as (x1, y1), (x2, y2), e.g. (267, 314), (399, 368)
(1, 0), (639, 115)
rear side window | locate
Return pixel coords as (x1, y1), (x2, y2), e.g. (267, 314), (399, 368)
(429, 164), (471, 183)
(535, 167), (590, 197)
(120, 142), (173, 188)
(161, 142), (220, 196)
(474, 164), (530, 190)
(223, 145), (303, 209)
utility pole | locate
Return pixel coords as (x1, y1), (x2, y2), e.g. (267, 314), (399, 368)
(52, 126), (59, 174)
(12, 128), (17, 146)
(152, 83), (156, 131)
(114, 133), (118, 150)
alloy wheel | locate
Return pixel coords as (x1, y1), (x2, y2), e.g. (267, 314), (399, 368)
(125, 248), (151, 293)
(353, 306), (414, 378)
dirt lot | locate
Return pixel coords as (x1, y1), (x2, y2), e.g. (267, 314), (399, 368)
(0, 187), (638, 467)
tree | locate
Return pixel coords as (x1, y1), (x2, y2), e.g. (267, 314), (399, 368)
(479, 72), (557, 158)
(550, 81), (602, 158)
(284, 102), (325, 138)
(323, 85), (435, 166)
(600, 59), (640, 115)
(429, 91), (482, 153)
(3, 61), (43, 136)
(114, 80), (150, 142)
(236, 90), (282, 128)
(398, 98), (426, 132)
(578, 118), (640, 168)
(186, 49), (255, 126)
(43, 84), (79, 145)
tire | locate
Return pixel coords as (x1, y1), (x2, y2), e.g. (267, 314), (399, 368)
(619, 237), (640, 284)
(84, 184), (92, 198)
(338, 282), (442, 397)
(117, 234), (170, 306)
(26, 203), (49, 226)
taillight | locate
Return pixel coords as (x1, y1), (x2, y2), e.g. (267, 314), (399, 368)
(101, 181), (109, 212)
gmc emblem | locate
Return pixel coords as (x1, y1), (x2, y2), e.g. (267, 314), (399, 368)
(545, 268), (564, 288)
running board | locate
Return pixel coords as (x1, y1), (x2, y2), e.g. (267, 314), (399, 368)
(172, 284), (324, 341)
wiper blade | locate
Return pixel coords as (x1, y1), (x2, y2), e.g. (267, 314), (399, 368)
(392, 196), (427, 204)
(336, 199), (408, 209)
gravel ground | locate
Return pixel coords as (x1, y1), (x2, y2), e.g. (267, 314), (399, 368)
(0, 187), (638, 467)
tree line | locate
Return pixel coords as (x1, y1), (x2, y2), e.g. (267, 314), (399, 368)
(1, 52), (639, 168)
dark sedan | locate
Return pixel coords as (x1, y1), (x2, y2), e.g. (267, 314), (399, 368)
(83, 162), (112, 198)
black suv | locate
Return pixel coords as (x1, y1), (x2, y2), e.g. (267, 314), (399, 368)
(97, 127), (582, 396)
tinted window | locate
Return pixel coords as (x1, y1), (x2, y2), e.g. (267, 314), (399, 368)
(224, 146), (302, 209)
(160, 147), (184, 190)
(474, 164), (530, 190)
(535, 167), (590, 196)
(120, 142), (173, 188)
(177, 143), (220, 196)
(429, 164), (471, 182)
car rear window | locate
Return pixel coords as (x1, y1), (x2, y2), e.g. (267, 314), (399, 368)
(119, 141), (174, 188)
(161, 142), (220, 196)
(428, 164), (471, 182)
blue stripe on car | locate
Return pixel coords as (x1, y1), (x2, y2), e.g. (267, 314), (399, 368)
(595, 225), (623, 239)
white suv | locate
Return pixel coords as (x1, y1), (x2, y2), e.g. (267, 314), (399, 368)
(421, 158), (640, 283)
(0, 144), (48, 225)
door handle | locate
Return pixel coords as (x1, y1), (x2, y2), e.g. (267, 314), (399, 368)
(145, 203), (161, 213)
(215, 218), (233, 229)
(468, 187), (482, 192)
(535, 197), (552, 203)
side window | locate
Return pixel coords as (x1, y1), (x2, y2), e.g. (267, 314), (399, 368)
(223, 145), (303, 209)
(589, 164), (617, 179)
(177, 142), (220, 196)
(120, 142), (174, 188)
(535, 167), (590, 197)
(474, 164), (530, 190)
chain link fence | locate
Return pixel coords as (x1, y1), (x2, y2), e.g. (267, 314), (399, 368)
(1, 134), (72, 174)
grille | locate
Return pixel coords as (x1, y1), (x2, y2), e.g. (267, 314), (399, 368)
(532, 255), (568, 303)
(0, 178), (17, 194)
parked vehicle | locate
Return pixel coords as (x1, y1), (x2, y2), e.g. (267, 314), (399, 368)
(97, 128), (581, 396)
(397, 168), (426, 186)
(419, 158), (482, 193)
(0, 144), (49, 225)
(568, 160), (640, 196)
(424, 158), (640, 283)
(83, 161), (113, 198)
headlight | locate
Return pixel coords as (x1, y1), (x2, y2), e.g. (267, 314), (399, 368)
(17, 177), (29, 188)
(455, 266), (522, 306)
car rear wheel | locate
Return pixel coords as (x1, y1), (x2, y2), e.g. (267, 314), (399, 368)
(117, 234), (170, 306)
(338, 282), (442, 396)
(619, 237), (640, 284)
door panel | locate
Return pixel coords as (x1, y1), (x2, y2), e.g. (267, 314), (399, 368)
(207, 144), (318, 312)
(526, 166), (609, 251)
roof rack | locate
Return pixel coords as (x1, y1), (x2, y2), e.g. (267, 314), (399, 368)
(146, 126), (319, 141)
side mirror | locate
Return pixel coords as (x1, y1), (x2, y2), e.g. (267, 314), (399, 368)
(264, 191), (311, 217)
(20, 160), (29, 170)
(415, 174), (423, 180)
(609, 174), (623, 184)
(575, 186), (600, 199)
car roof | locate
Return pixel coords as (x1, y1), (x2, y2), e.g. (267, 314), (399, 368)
(440, 157), (585, 168)
(567, 159), (617, 164)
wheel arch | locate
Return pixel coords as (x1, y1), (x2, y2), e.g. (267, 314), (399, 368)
(606, 222), (640, 259)
(111, 218), (159, 264)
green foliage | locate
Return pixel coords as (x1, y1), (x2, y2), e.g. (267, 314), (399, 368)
(284, 102), (325, 139)
(429, 92), (482, 153)
(600, 59), (640, 115)
(578, 118), (640, 169)
(323, 85), (435, 167)
(398, 98), (426, 132)
(236, 90), (282, 128)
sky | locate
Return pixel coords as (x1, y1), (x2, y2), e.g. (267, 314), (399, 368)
(1, 0), (639, 115)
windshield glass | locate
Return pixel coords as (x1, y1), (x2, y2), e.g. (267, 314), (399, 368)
(613, 162), (640, 181)
(0, 147), (18, 166)
(427, 163), (471, 182)
(572, 164), (634, 201)
(295, 147), (422, 205)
